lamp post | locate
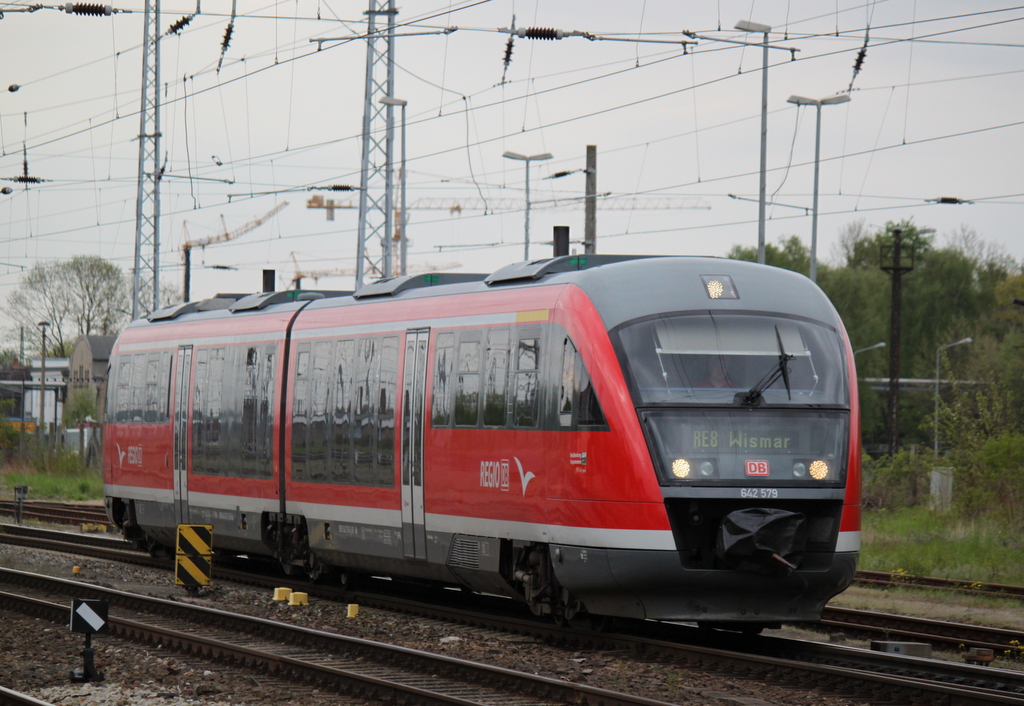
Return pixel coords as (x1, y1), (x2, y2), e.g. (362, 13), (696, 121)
(853, 342), (885, 355)
(37, 321), (49, 444)
(735, 19), (771, 264)
(380, 96), (408, 275)
(934, 337), (972, 455)
(787, 93), (851, 282)
(503, 151), (553, 260)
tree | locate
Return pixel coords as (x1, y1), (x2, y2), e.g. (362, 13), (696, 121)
(7, 256), (130, 353)
(727, 235), (812, 275)
(64, 388), (99, 428)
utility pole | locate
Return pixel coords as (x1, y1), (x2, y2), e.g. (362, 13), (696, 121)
(132, 0), (162, 319)
(355, 0), (397, 288)
(584, 145), (596, 254)
(881, 228), (914, 455)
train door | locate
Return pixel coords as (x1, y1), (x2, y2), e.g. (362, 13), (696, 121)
(401, 328), (429, 560)
(172, 346), (193, 526)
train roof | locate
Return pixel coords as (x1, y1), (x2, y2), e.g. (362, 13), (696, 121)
(140, 255), (840, 333)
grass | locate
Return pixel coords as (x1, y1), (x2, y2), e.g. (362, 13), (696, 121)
(861, 506), (1024, 586)
(0, 449), (103, 502)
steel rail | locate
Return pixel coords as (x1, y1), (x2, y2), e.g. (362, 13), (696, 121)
(856, 569), (1024, 599)
(5, 525), (1024, 704)
(0, 571), (679, 706)
(0, 686), (56, 706)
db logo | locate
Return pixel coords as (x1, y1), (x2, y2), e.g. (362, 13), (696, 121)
(745, 460), (770, 476)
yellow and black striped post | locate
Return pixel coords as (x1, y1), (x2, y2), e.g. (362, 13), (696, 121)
(175, 524), (213, 587)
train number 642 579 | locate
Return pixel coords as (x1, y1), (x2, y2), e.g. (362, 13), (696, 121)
(741, 487), (778, 499)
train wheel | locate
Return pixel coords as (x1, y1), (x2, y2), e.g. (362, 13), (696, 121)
(339, 569), (361, 592)
(305, 553), (336, 583)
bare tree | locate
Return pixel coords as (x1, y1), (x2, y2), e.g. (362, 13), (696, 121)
(8, 256), (130, 353)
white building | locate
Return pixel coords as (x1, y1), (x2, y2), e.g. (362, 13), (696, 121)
(23, 356), (69, 437)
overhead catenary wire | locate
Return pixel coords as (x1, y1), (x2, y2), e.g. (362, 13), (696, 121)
(0, 6), (1019, 272)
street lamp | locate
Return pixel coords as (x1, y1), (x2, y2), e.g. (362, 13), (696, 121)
(37, 320), (49, 444)
(735, 19), (771, 264)
(853, 341), (885, 355)
(380, 96), (408, 275)
(934, 337), (972, 455)
(787, 93), (851, 282)
(503, 150), (553, 260)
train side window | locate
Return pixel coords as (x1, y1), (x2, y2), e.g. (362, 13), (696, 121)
(130, 353), (146, 422)
(241, 344), (276, 480)
(483, 328), (510, 427)
(159, 351), (172, 423)
(308, 341), (332, 482)
(431, 332), (455, 427)
(559, 337), (607, 428)
(291, 344), (311, 482)
(331, 340), (355, 484)
(261, 347), (276, 477)
(577, 360), (606, 427)
(455, 333), (481, 427)
(206, 348), (225, 475)
(191, 348), (209, 475)
(115, 355), (132, 422)
(559, 340), (576, 427)
(242, 347), (259, 479)
(378, 336), (399, 487)
(514, 336), (540, 427)
(144, 353), (161, 422)
(353, 337), (378, 485)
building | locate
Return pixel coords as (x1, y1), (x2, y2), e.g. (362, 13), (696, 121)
(69, 335), (116, 420)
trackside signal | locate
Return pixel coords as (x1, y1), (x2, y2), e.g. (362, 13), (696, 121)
(175, 524), (213, 588)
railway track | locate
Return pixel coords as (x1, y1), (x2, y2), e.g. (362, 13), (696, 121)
(0, 567), (683, 706)
(4, 525), (1024, 704)
(855, 568), (1024, 599)
(0, 501), (111, 529)
(0, 686), (53, 706)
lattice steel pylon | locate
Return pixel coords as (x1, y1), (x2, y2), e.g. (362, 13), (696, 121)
(354, 0), (397, 289)
(132, 0), (162, 319)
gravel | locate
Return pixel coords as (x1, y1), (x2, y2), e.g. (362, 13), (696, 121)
(0, 536), (866, 706)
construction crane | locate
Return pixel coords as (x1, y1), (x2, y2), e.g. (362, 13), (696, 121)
(305, 194), (709, 220)
(182, 201), (288, 301)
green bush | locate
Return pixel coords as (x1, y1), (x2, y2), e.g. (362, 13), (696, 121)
(952, 432), (1024, 528)
(862, 449), (934, 509)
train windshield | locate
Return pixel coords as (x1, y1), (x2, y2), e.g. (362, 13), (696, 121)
(617, 313), (848, 407)
(642, 408), (848, 486)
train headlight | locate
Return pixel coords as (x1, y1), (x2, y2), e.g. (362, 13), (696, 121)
(792, 462), (807, 478)
(699, 461), (715, 477)
(699, 274), (739, 299)
(809, 459), (830, 480)
(671, 458), (691, 479)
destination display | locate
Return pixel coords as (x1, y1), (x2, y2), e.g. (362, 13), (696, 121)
(644, 409), (848, 486)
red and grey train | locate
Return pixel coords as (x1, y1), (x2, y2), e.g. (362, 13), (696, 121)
(104, 255), (861, 627)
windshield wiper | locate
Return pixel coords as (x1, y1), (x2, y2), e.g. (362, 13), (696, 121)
(736, 326), (793, 406)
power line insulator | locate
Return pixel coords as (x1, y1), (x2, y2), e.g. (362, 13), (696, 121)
(65, 3), (113, 15)
(329, 184), (355, 191)
(853, 47), (866, 72)
(517, 27), (563, 40)
(502, 37), (514, 67)
(169, 15), (193, 34)
(222, 22), (234, 51)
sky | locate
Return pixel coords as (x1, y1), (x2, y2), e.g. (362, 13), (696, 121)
(1, 1), (1022, 348)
